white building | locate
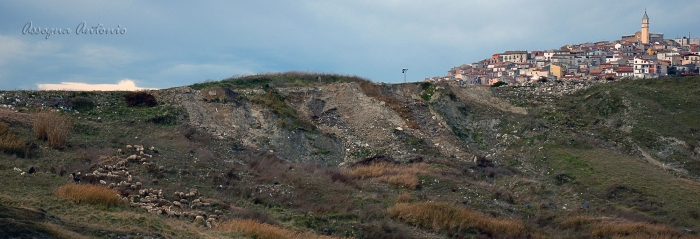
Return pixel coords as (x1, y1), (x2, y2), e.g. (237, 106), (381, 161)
(633, 58), (652, 78)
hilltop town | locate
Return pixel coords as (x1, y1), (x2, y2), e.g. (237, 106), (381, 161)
(428, 10), (700, 85)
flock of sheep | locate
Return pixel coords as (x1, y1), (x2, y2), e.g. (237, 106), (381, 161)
(70, 144), (225, 228)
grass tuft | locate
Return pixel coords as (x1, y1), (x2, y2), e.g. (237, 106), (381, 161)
(55, 183), (122, 207)
(344, 162), (431, 189)
(387, 202), (525, 238)
(33, 111), (71, 149)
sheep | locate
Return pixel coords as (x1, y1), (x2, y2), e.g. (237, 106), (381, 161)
(117, 148), (123, 154)
(126, 145), (133, 150)
(126, 155), (138, 162)
(99, 180), (107, 185)
(194, 215), (205, 224)
(207, 218), (216, 228)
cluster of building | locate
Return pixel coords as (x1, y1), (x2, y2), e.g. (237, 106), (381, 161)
(427, 11), (700, 85)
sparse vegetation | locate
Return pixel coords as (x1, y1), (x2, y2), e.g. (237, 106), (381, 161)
(217, 219), (341, 239)
(251, 89), (316, 131)
(591, 220), (694, 239)
(358, 80), (420, 129)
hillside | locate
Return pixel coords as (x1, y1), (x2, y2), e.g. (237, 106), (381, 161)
(1, 72), (699, 238)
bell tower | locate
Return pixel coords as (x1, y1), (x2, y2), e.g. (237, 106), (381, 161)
(641, 9), (649, 44)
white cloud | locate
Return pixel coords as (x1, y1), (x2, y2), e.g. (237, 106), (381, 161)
(36, 79), (154, 91)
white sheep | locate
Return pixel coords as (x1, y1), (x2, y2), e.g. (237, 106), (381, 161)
(126, 155), (138, 161)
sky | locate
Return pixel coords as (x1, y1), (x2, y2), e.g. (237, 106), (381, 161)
(1, 1), (699, 90)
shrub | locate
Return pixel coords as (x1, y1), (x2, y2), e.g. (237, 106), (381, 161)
(33, 111), (71, 149)
(216, 219), (341, 239)
(68, 97), (95, 111)
(387, 202), (525, 238)
(491, 81), (507, 87)
(419, 82), (435, 102)
(124, 92), (157, 107)
(55, 183), (122, 206)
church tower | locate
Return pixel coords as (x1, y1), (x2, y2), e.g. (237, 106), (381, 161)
(641, 10), (649, 44)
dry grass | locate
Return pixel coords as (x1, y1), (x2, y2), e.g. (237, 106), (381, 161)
(0, 122), (25, 155)
(592, 221), (697, 239)
(344, 162), (431, 189)
(396, 191), (413, 203)
(55, 183), (122, 206)
(216, 219), (343, 239)
(33, 111), (72, 148)
(387, 202), (525, 238)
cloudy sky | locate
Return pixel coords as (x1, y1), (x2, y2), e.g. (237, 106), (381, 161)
(1, 1), (699, 90)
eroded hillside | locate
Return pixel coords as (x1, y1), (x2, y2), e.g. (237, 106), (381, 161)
(1, 73), (699, 238)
